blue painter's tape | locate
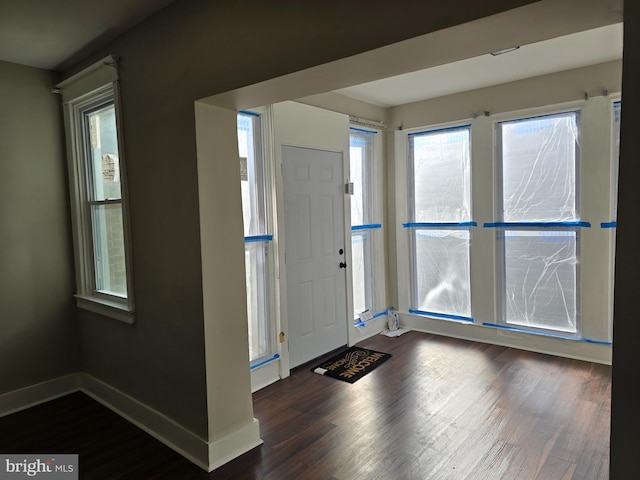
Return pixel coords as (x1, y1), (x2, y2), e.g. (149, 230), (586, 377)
(349, 126), (378, 134)
(239, 110), (261, 117)
(601, 222), (617, 229)
(244, 234), (273, 243)
(483, 222), (591, 228)
(250, 353), (281, 371)
(409, 309), (474, 323)
(403, 222), (477, 228)
(354, 309), (389, 327)
(352, 224), (382, 231)
(482, 323), (612, 345)
(584, 338), (613, 345)
(408, 124), (471, 137)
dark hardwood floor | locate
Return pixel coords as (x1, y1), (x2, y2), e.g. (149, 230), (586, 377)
(0, 331), (611, 479)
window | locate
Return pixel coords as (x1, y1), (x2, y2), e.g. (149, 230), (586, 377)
(496, 111), (580, 334)
(407, 125), (473, 321)
(397, 99), (614, 348)
(611, 100), (621, 221)
(349, 128), (378, 320)
(58, 57), (134, 323)
(237, 111), (273, 365)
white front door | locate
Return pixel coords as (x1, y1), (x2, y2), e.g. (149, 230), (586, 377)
(283, 145), (348, 367)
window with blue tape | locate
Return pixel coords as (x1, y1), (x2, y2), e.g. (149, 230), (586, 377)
(496, 111), (581, 336)
(407, 124), (473, 322)
(238, 111), (274, 367)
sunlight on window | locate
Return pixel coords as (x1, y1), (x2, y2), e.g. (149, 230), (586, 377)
(85, 104), (126, 297)
(238, 112), (272, 364)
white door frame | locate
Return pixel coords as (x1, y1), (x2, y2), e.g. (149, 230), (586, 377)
(272, 101), (354, 377)
(282, 145), (349, 367)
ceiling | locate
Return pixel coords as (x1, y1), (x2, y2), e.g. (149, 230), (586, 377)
(334, 23), (623, 108)
(0, 0), (622, 105)
(0, 0), (177, 71)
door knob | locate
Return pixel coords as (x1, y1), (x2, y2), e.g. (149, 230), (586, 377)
(339, 262), (347, 269)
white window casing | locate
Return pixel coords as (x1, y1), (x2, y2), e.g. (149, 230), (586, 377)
(57, 56), (135, 324)
(405, 124), (474, 322)
(237, 108), (278, 370)
(495, 111), (581, 337)
(349, 126), (387, 325)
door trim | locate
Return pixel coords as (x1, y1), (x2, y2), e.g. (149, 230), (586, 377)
(282, 145), (349, 367)
(271, 101), (354, 377)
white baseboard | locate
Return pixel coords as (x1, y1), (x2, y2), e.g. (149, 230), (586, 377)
(1, 373), (262, 472)
(79, 374), (263, 472)
(208, 418), (262, 472)
(251, 360), (280, 393)
(79, 373), (211, 471)
(350, 316), (387, 345)
(400, 313), (612, 365)
(0, 373), (80, 418)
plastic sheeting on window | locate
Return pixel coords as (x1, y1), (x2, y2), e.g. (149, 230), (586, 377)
(237, 112), (267, 237)
(351, 232), (372, 320)
(500, 112), (579, 222)
(350, 128), (384, 323)
(503, 230), (578, 334)
(350, 131), (374, 227)
(245, 241), (270, 363)
(352, 226), (387, 324)
(611, 101), (621, 221)
(410, 126), (471, 223)
(413, 229), (471, 318)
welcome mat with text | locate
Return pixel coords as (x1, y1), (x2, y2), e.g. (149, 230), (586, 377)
(312, 346), (392, 383)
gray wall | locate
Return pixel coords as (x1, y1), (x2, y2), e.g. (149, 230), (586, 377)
(0, 61), (78, 393)
(611, 2), (640, 477)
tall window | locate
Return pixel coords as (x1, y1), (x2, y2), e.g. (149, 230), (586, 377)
(611, 100), (621, 222)
(59, 57), (134, 323)
(496, 111), (581, 334)
(84, 101), (127, 296)
(349, 128), (378, 320)
(407, 125), (473, 322)
(237, 111), (273, 365)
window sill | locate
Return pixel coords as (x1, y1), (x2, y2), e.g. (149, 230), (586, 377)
(75, 295), (135, 324)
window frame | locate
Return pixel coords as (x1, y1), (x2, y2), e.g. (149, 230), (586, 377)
(611, 99), (621, 222)
(396, 97), (614, 349)
(494, 108), (582, 337)
(350, 229), (374, 320)
(238, 109), (276, 368)
(244, 239), (272, 364)
(495, 110), (582, 224)
(59, 57), (135, 324)
(408, 124), (472, 223)
(349, 127), (379, 322)
(405, 123), (474, 322)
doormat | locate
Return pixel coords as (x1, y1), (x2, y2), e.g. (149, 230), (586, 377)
(312, 346), (391, 383)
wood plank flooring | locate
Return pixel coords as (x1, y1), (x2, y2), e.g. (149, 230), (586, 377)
(0, 331), (611, 479)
